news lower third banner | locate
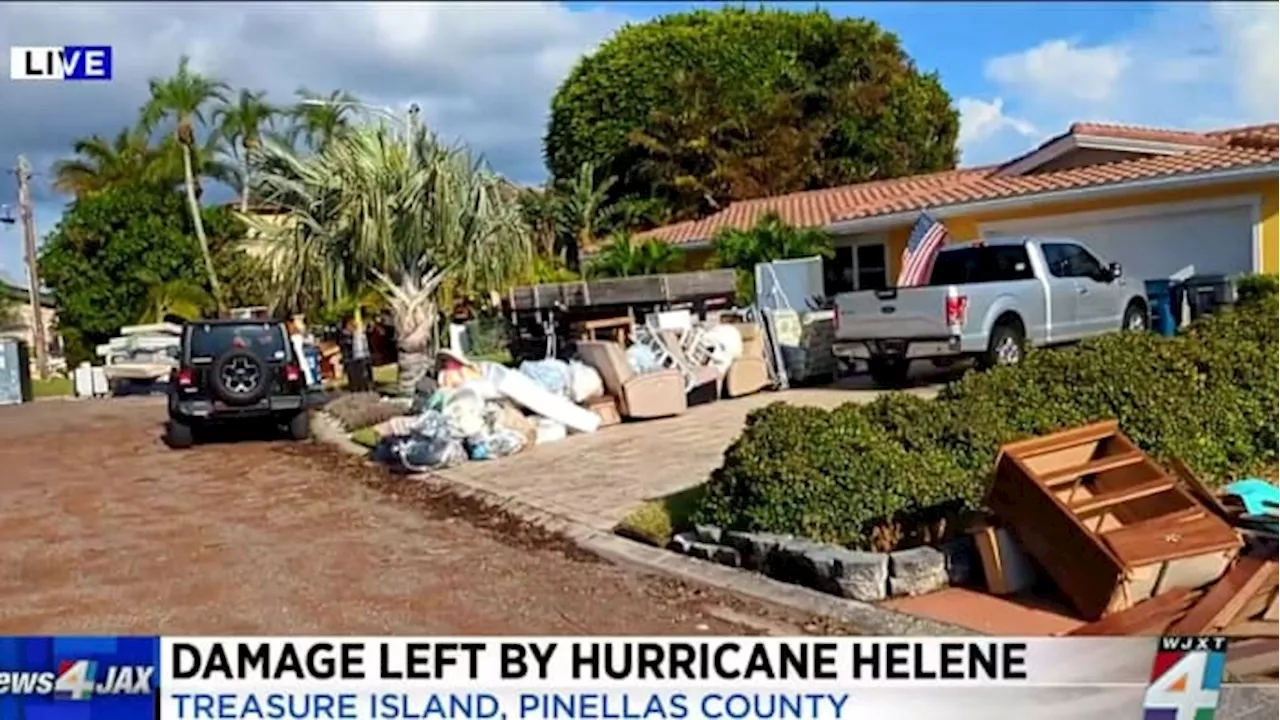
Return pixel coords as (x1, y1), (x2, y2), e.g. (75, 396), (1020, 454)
(0, 636), (1272, 720)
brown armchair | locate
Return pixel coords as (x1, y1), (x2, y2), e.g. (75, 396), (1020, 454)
(577, 340), (687, 419)
(723, 322), (772, 397)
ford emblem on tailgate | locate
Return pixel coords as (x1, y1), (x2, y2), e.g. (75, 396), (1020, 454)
(881, 306), (896, 314)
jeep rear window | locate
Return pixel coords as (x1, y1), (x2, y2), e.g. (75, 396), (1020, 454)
(188, 324), (288, 360)
(928, 245), (1034, 285)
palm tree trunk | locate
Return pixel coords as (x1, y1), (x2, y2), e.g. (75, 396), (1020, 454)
(394, 294), (436, 397)
(181, 144), (226, 316)
(239, 152), (251, 214)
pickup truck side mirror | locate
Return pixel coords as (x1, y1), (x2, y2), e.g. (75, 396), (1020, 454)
(1108, 262), (1123, 280)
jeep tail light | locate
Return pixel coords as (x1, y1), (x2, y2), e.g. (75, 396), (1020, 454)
(176, 368), (194, 386)
(284, 364), (302, 383)
(945, 294), (969, 328)
(833, 304), (840, 331)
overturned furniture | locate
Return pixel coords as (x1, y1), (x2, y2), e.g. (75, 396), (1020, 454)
(988, 421), (1243, 621)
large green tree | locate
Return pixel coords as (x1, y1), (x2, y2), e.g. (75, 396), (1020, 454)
(545, 7), (959, 222)
(38, 183), (242, 364)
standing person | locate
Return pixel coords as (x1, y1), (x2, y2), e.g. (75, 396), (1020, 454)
(347, 314), (372, 392)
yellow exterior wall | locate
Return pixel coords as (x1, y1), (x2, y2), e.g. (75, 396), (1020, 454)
(881, 179), (1279, 277)
(680, 247), (716, 270)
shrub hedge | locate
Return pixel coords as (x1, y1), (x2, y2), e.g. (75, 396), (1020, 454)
(695, 278), (1278, 550)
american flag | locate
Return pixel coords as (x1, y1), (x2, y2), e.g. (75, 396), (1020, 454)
(896, 213), (950, 287)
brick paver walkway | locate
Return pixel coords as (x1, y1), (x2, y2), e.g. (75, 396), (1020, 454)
(438, 378), (940, 530)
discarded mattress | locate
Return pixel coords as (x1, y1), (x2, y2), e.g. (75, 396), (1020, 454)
(480, 361), (600, 434)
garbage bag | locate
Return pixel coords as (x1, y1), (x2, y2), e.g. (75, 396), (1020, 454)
(518, 359), (572, 397)
(535, 418), (567, 445)
(443, 388), (487, 438)
(376, 433), (466, 472)
(703, 324), (743, 374)
(467, 436), (492, 461)
(409, 375), (440, 414)
(568, 361), (604, 403)
(626, 344), (659, 374)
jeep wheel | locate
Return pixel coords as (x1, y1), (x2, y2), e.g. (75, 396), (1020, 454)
(165, 419), (195, 449)
(211, 349), (269, 406)
(286, 412), (310, 441)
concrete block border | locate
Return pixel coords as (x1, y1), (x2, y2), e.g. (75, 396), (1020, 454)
(312, 411), (974, 637)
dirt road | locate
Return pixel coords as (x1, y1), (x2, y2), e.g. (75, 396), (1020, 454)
(0, 398), (827, 635)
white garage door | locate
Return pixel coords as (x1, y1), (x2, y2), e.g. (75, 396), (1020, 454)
(981, 201), (1257, 281)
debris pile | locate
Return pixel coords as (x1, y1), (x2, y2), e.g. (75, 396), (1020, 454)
(982, 421), (1277, 678)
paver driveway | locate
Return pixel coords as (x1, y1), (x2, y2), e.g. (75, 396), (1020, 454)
(0, 398), (839, 636)
(438, 377), (941, 530)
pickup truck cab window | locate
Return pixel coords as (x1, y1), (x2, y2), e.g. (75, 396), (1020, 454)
(928, 245), (1034, 285)
(1043, 242), (1106, 280)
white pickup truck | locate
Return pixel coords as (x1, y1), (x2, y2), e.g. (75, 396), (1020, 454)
(833, 237), (1150, 387)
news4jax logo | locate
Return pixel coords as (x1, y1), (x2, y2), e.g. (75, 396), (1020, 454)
(1143, 636), (1228, 720)
(0, 658), (153, 700)
(9, 46), (112, 81)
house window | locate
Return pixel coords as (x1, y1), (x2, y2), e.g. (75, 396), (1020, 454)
(823, 242), (888, 296)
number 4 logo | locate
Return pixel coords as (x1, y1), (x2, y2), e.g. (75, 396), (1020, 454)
(54, 660), (97, 700)
(1144, 652), (1222, 720)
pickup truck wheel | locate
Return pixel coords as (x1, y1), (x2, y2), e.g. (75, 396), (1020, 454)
(868, 358), (911, 388)
(1123, 301), (1149, 332)
(981, 323), (1025, 369)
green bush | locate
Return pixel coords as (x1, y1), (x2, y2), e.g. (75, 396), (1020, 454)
(1235, 273), (1278, 307)
(695, 290), (1278, 550)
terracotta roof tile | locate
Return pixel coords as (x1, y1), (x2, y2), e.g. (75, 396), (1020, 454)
(1068, 122), (1223, 147)
(637, 122), (1278, 245)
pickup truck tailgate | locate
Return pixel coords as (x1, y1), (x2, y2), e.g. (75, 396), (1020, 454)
(835, 286), (956, 340)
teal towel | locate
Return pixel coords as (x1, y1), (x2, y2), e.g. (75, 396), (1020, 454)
(1223, 478), (1280, 516)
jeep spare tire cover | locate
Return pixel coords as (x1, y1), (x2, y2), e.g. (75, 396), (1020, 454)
(211, 348), (269, 405)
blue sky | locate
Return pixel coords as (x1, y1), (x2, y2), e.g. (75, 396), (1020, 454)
(0, 1), (1275, 284)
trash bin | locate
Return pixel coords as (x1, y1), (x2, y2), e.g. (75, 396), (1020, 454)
(1143, 279), (1177, 337)
(1183, 274), (1233, 320)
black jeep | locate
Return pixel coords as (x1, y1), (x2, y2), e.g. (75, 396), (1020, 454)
(165, 319), (315, 448)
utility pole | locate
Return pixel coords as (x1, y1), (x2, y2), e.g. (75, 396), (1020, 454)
(15, 156), (48, 380)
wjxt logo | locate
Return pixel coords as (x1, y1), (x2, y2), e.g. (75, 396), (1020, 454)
(9, 46), (112, 81)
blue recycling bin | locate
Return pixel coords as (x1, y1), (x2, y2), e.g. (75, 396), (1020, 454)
(1144, 279), (1177, 337)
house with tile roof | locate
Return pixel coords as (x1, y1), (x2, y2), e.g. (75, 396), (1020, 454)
(1, 271), (62, 372)
(638, 122), (1279, 294)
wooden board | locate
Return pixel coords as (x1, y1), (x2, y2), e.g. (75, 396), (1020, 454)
(1067, 589), (1202, 636)
(1167, 557), (1277, 635)
(505, 270), (737, 311)
(1168, 458), (1234, 521)
(1263, 588), (1280, 622)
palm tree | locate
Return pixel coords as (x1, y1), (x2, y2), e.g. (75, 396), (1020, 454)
(244, 124), (532, 394)
(517, 186), (562, 258)
(556, 161), (619, 271)
(136, 271), (212, 322)
(140, 56), (230, 315)
(712, 212), (834, 304)
(587, 232), (685, 278)
(288, 88), (359, 152)
(51, 128), (170, 197)
(213, 89), (277, 212)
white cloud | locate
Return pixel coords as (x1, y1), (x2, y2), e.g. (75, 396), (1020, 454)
(958, 2), (1279, 165)
(1210, 2), (1280, 121)
(0, 1), (628, 275)
(956, 97), (1040, 164)
(985, 39), (1130, 106)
